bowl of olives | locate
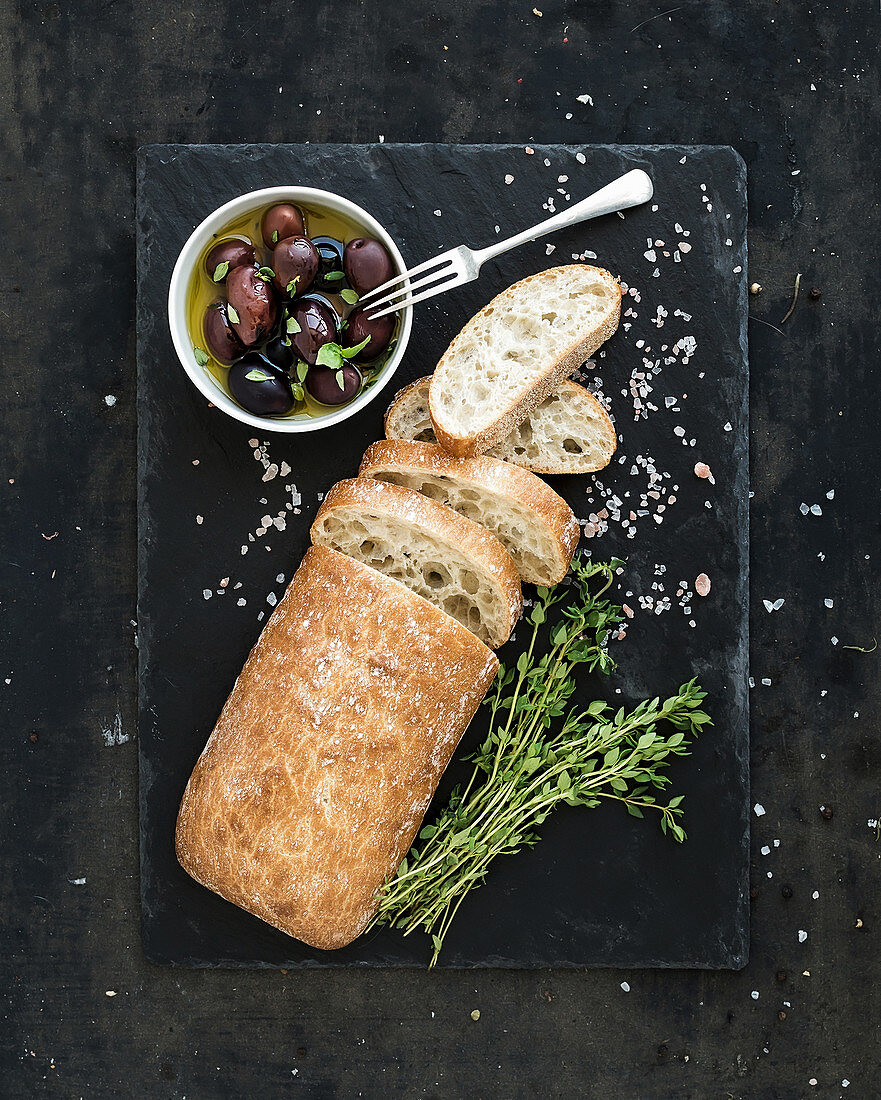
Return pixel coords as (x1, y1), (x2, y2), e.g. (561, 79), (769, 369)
(168, 187), (413, 432)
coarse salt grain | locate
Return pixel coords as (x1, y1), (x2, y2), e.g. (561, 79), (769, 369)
(695, 573), (711, 597)
(754, 803), (766, 816)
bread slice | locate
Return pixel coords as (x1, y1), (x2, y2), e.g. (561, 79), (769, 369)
(429, 265), (621, 457)
(310, 478), (522, 648)
(359, 440), (579, 585)
(385, 376), (617, 475)
(176, 545), (499, 950)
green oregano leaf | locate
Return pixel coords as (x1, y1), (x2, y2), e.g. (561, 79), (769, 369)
(271, 229), (279, 244)
(286, 317), (302, 334)
(339, 335), (370, 359)
(322, 270), (345, 282)
(212, 260), (230, 282)
(296, 361), (309, 383)
(335, 369), (346, 391)
(226, 303), (240, 324)
(286, 276), (299, 295)
(291, 382), (305, 402)
(340, 288), (359, 304)
(256, 266), (276, 282)
(315, 342), (344, 370)
(193, 346), (210, 367)
(244, 368), (273, 382)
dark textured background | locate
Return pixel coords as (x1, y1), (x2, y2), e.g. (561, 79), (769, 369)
(1, 1), (879, 1096)
(137, 143), (749, 970)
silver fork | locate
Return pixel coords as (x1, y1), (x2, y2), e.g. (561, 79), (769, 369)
(361, 169), (653, 319)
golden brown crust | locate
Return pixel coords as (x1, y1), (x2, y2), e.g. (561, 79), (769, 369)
(386, 376), (618, 476)
(176, 546), (499, 951)
(429, 266), (622, 458)
(311, 477), (523, 646)
(358, 439), (579, 584)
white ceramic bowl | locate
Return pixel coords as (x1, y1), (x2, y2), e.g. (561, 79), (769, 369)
(168, 186), (412, 433)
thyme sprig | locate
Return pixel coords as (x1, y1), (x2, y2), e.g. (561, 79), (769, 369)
(373, 558), (711, 965)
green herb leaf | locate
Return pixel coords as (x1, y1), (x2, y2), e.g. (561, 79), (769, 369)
(291, 382), (305, 402)
(315, 342), (344, 370)
(322, 270), (345, 282)
(257, 266), (276, 282)
(296, 361), (309, 383)
(193, 346), (210, 367)
(340, 288), (359, 305)
(212, 260), (230, 282)
(227, 304), (240, 324)
(286, 317), (302, 334)
(339, 335), (371, 359)
(271, 229), (279, 244)
(368, 554), (707, 966)
(335, 369), (346, 391)
(244, 368), (273, 382)
(286, 276), (299, 295)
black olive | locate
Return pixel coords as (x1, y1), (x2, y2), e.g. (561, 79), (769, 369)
(226, 264), (278, 346)
(305, 363), (362, 405)
(341, 306), (394, 362)
(203, 301), (246, 365)
(310, 235), (346, 291)
(229, 353), (295, 416)
(287, 297), (337, 365)
(261, 203), (305, 249)
(272, 236), (320, 297)
(343, 237), (394, 295)
(263, 333), (296, 373)
(204, 238), (256, 282)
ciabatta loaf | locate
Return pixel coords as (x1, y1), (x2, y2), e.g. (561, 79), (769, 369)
(359, 440), (579, 585)
(310, 478), (522, 648)
(176, 546), (498, 950)
(429, 265), (621, 457)
(385, 376), (617, 475)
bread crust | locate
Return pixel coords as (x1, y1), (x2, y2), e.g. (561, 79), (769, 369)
(176, 545), (499, 950)
(359, 439), (579, 585)
(311, 477), (523, 646)
(429, 266), (622, 458)
(386, 376), (618, 476)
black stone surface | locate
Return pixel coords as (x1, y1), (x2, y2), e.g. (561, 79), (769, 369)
(137, 143), (749, 969)
(3, 2), (879, 1095)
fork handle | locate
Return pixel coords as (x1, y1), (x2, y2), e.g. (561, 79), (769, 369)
(473, 169), (654, 267)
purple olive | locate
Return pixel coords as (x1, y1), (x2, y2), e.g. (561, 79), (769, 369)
(287, 297), (337, 365)
(229, 353), (294, 416)
(272, 236), (319, 297)
(204, 238), (256, 282)
(341, 306), (394, 362)
(262, 203), (305, 249)
(226, 264), (278, 347)
(305, 363), (362, 406)
(343, 237), (394, 295)
(203, 301), (246, 365)
(263, 333), (296, 373)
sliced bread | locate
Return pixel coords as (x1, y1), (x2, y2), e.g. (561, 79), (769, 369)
(359, 440), (579, 585)
(384, 376), (617, 475)
(310, 478), (522, 648)
(429, 265), (621, 457)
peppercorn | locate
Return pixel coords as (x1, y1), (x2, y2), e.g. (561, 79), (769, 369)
(820, 804), (833, 820)
(809, 287), (821, 300)
(778, 1010), (787, 1021)
(28, 732), (38, 743)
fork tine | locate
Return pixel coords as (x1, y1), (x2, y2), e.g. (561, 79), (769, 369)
(361, 261), (458, 312)
(367, 271), (465, 319)
(359, 252), (452, 303)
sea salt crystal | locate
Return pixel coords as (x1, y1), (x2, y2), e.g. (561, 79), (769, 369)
(810, 504), (822, 515)
(754, 803), (766, 817)
(824, 598), (833, 608)
(798, 930), (808, 943)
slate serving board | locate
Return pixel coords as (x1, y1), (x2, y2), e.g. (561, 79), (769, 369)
(137, 143), (748, 969)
